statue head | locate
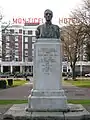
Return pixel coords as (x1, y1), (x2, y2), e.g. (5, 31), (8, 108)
(44, 9), (53, 22)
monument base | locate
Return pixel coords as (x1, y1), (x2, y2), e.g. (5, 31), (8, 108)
(3, 104), (90, 120)
(27, 89), (68, 111)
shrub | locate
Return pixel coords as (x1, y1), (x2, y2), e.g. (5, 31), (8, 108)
(0, 80), (7, 89)
(7, 79), (13, 86)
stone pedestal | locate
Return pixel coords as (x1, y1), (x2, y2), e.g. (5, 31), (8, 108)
(3, 104), (90, 120)
(28, 38), (68, 111)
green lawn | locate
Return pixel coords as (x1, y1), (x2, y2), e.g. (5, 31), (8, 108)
(6, 79), (28, 88)
(65, 79), (90, 88)
(12, 80), (28, 87)
(68, 99), (90, 104)
(0, 79), (28, 89)
(0, 100), (28, 104)
(0, 99), (90, 105)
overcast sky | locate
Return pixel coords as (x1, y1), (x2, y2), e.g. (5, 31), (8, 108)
(0, 0), (82, 25)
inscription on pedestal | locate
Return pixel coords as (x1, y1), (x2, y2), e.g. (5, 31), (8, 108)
(38, 48), (58, 75)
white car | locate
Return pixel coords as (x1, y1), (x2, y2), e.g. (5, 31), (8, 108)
(85, 73), (90, 77)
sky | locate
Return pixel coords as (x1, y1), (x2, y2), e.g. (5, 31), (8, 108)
(0, 0), (83, 25)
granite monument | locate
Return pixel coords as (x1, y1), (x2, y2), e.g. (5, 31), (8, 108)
(27, 9), (68, 111)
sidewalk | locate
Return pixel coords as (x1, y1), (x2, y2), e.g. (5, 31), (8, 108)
(63, 81), (90, 100)
(0, 83), (33, 100)
(0, 83), (90, 100)
(0, 81), (90, 100)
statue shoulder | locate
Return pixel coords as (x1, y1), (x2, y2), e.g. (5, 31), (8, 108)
(53, 24), (60, 38)
(52, 24), (60, 32)
(37, 24), (45, 30)
(36, 24), (45, 38)
(53, 24), (60, 30)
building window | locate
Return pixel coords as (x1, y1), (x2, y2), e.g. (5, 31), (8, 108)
(6, 36), (9, 41)
(25, 51), (28, 56)
(25, 57), (28, 62)
(19, 29), (22, 33)
(5, 57), (10, 61)
(15, 50), (18, 56)
(33, 30), (36, 36)
(23, 30), (25, 34)
(25, 30), (28, 35)
(10, 29), (14, 33)
(32, 36), (36, 42)
(63, 66), (67, 72)
(15, 36), (18, 41)
(63, 57), (68, 61)
(14, 29), (19, 33)
(25, 44), (28, 49)
(28, 30), (32, 35)
(2, 30), (5, 33)
(32, 44), (34, 49)
(25, 37), (28, 42)
(15, 43), (18, 48)
(6, 49), (10, 54)
(32, 50), (34, 56)
(6, 43), (9, 48)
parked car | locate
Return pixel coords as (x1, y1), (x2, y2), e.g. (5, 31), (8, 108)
(24, 72), (33, 77)
(14, 72), (24, 78)
(85, 73), (90, 77)
(0, 72), (9, 78)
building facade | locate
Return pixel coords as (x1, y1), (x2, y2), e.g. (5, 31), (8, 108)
(1, 23), (38, 73)
(0, 23), (90, 75)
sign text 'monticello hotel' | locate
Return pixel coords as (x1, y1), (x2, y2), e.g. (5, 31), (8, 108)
(13, 17), (80, 25)
(13, 17), (44, 24)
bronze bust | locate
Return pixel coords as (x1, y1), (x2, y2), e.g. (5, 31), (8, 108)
(36, 9), (60, 39)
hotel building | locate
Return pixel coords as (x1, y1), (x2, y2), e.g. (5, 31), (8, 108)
(0, 22), (90, 75)
(1, 22), (39, 73)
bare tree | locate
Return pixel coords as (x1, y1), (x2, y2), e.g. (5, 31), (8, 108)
(2, 29), (17, 61)
(70, 0), (90, 61)
(61, 22), (86, 80)
(0, 9), (11, 60)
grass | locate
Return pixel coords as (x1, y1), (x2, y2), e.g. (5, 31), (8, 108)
(68, 99), (90, 104)
(0, 99), (90, 105)
(12, 80), (28, 87)
(6, 79), (28, 87)
(0, 100), (28, 104)
(64, 79), (90, 88)
(0, 79), (28, 90)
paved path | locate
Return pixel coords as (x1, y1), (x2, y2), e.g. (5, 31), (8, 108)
(63, 84), (90, 100)
(0, 81), (90, 100)
(0, 83), (33, 100)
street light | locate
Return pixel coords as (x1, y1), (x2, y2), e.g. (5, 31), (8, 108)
(80, 44), (83, 78)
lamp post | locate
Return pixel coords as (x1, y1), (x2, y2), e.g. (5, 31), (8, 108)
(80, 44), (83, 78)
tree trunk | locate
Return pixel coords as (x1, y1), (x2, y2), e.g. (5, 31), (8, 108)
(71, 65), (76, 80)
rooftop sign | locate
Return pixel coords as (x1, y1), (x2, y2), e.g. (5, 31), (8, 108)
(13, 17), (44, 24)
(12, 17), (80, 25)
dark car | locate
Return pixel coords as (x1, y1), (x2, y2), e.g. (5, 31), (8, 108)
(14, 72), (24, 78)
(0, 73), (9, 78)
(24, 72), (33, 77)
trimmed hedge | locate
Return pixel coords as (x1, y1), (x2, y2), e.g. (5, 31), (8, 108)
(0, 80), (7, 89)
(7, 79), (13, 86)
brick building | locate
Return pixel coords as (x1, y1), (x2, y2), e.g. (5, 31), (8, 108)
(0, 23), (90, 75)
(0, 23), (38, 73)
